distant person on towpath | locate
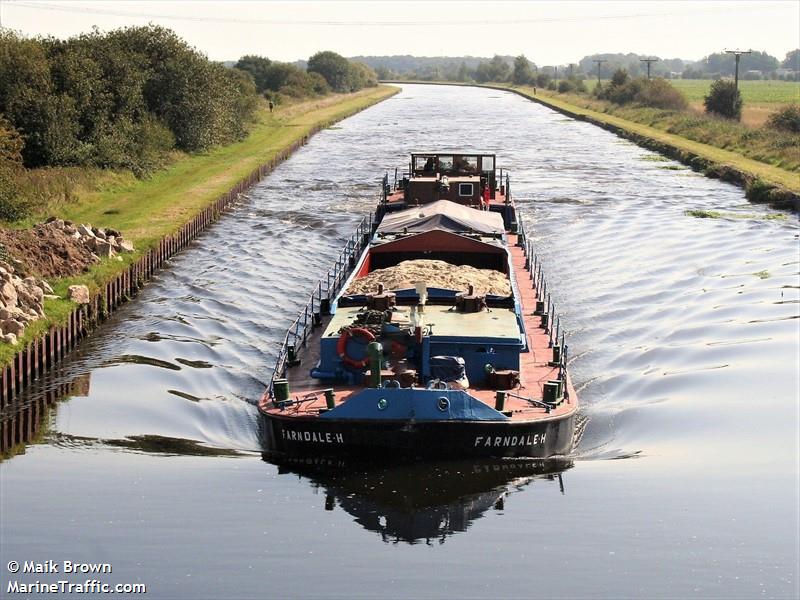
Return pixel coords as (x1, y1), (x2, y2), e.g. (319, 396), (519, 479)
(269, 101), (274, 113)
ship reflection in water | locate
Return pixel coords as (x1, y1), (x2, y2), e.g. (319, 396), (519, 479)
(264, 454), (571, 545)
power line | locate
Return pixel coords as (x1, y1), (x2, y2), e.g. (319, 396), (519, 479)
(593, 59), (607, 86)
(725, 48), (752, 89)
(639, 57), (658, 79)
(2, 1), (775, 27)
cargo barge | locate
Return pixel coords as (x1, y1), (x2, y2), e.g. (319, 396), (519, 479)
(259, 153), (577, 459)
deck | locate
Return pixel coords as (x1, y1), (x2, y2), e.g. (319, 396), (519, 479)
(259, 234), (576, 423)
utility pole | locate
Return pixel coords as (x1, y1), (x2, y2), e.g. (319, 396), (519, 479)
(554, 66), (558, 83)
(593, 59), (607, 86)
(724, 49), (752, 90)
(569, 63), (575, 78)
(640, 57), (658, 80)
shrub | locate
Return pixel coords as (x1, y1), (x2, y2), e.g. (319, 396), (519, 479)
(535, 73), (551, 88)
(546, 80), (557, 91)
(557, 79), (575, 93)
(704, 79), (742, 120)
(610, 68), (629, 87)
(634, 78), (688, 110)
(606, 78), (644, 104)
(0, 116), (30, 220)
(766, 103), (800, 133)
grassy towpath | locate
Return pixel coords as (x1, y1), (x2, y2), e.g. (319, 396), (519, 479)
(0, 85), (399, 365)
(62, 86), (399, 248)
(500, 84), (799, 193)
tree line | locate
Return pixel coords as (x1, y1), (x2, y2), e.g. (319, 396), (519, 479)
(235, 51), (376, 100)
(0, 26), (377, 220)
(0, 26), (259, 175)
(361, 49), (800, 82)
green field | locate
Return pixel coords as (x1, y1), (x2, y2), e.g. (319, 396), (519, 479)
(588, 79), (799, 104)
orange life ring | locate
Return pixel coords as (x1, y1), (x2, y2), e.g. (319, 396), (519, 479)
(337, 327), (375, 369)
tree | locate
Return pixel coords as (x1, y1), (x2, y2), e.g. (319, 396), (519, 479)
(307, 51), (352, 92)
(456, 62), (471, 82)
(235, 55), (272, 93)
(704, 79), (742, 120)
(348, 62), (377, 89)
(783, 49), (800, 70)
(512, 55), (534, 85)
(473, 62), (493, 83)
(610, 68), (629, 87)
(489, 55), (510, 82)
(702, 50), (780, 76)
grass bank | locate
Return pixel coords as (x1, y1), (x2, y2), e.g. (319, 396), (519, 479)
(499, 84), (799, 193)
(1, 85), (399, 365)
(586, 79), (799, 126)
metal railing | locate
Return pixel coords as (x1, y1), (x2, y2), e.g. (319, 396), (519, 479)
(268, 213), (374, 398)
(516, 215), (570, 406)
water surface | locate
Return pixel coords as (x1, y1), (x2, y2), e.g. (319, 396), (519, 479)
(2, 84), (798, 599)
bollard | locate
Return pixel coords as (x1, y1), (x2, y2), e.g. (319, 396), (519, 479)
(274, 379), (290, 403)
(495, 391), (506, 411)
(543, 381), (559, 404)
(324, 388), (336, 410)
(534, 300), (545, 315)
(541, 312), (549, 329)
(551, 345), (562, 365)
(287, 344), (300, 366)
(548, 378), (563, 399)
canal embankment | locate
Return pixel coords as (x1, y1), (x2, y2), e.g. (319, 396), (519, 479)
(0, 85), (399, 401)
(383, 80), (800, 212)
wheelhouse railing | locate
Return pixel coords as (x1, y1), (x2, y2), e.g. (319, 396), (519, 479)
(268, 213), (374, 398)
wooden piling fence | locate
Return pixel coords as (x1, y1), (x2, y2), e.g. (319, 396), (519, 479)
(0, 92), (396, 408)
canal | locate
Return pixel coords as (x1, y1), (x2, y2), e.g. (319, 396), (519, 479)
(1, 84), (798, 599)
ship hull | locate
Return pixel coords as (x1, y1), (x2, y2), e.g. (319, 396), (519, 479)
(264, 412), (576, 459)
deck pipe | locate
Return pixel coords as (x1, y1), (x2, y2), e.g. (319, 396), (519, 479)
(368, 341), (383, 388)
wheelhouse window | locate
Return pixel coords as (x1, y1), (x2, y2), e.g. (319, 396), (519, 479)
(481, 156), (495, 172)
(458, 183), (474, 197)
(455, 156), (479, 173)
(438, 155), (453, 171)
(414, 155), (436, 173)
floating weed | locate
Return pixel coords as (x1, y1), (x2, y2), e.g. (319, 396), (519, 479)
(686, 209), (722, 218)
(640, 154), (671, 162)
(753, 270), (770, 279)
(685, 209), (788, 221)
(658, 165), (685, 170)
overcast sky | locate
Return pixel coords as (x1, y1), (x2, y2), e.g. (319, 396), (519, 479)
(2, 0), (798, 64)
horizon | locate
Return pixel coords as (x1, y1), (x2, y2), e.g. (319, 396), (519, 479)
(1, 0), (797, 66)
